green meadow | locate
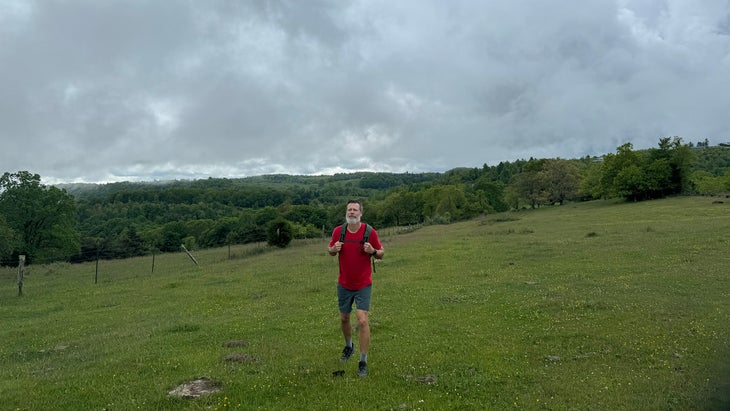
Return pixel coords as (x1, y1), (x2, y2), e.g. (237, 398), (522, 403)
(1, 196), (728, 410)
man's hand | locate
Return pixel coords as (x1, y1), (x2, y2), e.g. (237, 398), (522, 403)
(329, 241), (342, 255)
(365, 242), (382, 259)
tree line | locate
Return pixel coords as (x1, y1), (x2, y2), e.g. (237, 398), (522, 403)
(1, 137), (729, 265)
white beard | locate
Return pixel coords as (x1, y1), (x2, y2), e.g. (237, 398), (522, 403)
(346, 215), (360, 225)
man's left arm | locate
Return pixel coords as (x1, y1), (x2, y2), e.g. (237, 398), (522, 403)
(368, 230), (384, 260)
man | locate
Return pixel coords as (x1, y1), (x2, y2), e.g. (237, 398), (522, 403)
(328, 200), (384, 377)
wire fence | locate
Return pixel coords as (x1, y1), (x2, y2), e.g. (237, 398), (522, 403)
(1, 223), (423, 267)
(0, 222), (424, 290)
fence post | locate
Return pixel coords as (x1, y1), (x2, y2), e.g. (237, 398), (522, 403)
(18, 255), (25, 296)
(95, 246), (99, 284)
(181, 244), (199, 266)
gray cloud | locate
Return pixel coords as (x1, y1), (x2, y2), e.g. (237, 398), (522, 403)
(1, 0), (728, 184)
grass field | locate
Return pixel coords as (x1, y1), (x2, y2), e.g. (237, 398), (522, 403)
(1, 196), (729, 410)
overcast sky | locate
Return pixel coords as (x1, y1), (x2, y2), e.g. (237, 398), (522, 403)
(1, 1), (729, 184)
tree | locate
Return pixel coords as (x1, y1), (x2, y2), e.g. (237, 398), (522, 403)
(541, 159), (580, 205)
(613, 164), (647, 201)
(0, 171), (80, 263)
(422, 185), (468, 223)
(504, 183), (522, 210)
(284, 204), (328, 229)
(381, 189), (423, 226)
(691, 170), (726, 195)
(647, 136), (694, 196)
(692, 146), (730, 176)
(472, 177), (508, 212)
(115, 226), (147, 258)
(204, 217), (238, 247)
(599, 143), (643, 199)
(600, 138), (694, 201)
(577, 158), (603, 200)
(158, 221), (187, 252)
(237, 210), (267, 243)
(509, 159), (550, 209)
(642, 158), (672, 199)
(0, 215), (18, 263)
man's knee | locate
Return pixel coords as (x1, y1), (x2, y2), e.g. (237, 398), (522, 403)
(355, 310), (369, 328)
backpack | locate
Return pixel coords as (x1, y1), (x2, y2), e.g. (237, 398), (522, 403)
(338, 223), (377, 272)
(339, 222), (372, 244)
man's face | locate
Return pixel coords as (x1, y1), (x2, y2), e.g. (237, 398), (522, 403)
(345, 203), (361, 224)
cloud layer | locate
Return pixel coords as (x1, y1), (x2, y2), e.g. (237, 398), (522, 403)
(1, 0), (729, 183)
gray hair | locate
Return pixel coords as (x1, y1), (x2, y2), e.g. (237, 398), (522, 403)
(347, 199), (363, 212)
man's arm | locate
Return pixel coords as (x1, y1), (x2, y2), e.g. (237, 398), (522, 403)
(329, 242), (341, 256)
(366, 229), (384, 259)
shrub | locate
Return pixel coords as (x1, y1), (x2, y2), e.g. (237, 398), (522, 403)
(266, 218), (293, 248)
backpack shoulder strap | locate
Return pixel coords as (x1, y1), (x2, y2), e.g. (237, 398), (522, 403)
(339, 223), (373, 243)
(339, 223), (348, 243)
(362, 224), (373, 244)
(363, 224), (377, 273)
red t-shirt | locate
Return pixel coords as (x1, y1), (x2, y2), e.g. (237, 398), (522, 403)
(330, 223), (382, 290)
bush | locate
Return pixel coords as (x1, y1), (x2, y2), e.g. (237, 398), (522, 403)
(266, 218), (293, 248)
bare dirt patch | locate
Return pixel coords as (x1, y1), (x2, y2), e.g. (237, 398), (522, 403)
(223, 352), (258, 364)
(168, 377), (221, 398)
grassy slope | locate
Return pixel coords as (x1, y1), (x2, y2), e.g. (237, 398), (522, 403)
(1, 197), (728, 410)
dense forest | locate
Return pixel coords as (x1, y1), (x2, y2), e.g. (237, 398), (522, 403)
(2, 137), (729, 265)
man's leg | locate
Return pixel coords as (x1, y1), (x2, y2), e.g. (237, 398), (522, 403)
(356, 309), (370, 376)
(338, 285), (356, 360)
(356, 309), (369, 356)
(340, 312), (352, 342)
(340, 311), (355, 361)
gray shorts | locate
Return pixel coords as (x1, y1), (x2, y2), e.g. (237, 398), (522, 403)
(337, 284), (372, 313)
